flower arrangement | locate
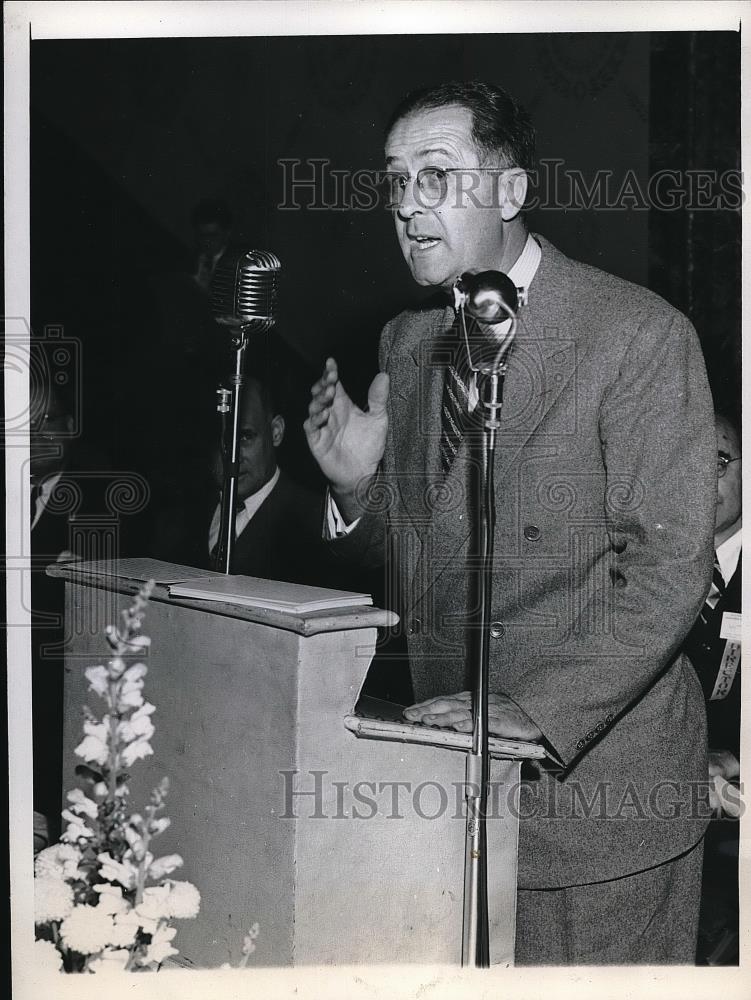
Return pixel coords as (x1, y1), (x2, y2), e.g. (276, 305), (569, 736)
(34, 582), (201, 973)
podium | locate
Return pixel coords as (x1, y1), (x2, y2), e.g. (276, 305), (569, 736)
(53, 559), (536, 967)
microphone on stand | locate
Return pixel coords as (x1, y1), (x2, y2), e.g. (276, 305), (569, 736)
(452, 269), (522, 967)
(454, 269), (518, 325)
(210, 248), (281, 573)
(211, 248), (281, 333)
(453, 270), (520, 377)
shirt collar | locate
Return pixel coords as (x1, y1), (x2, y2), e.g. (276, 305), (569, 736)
(240, 466), (280, 520)
(507, 231), (542, 294)
(716, 523), (742, 584)
(450, 232), (541, 317)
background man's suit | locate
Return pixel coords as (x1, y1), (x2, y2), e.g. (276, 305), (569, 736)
(334, 236), (716, 894)
(683, 555), (741, 759)
(224, 471), (332, 587)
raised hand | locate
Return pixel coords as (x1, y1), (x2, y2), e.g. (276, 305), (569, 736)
(304, 358), (389, 522)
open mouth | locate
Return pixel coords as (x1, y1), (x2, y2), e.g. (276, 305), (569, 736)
(410, 235), (440, 251)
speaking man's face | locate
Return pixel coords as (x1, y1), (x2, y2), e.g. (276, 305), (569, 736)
(384, 105), (507, 291)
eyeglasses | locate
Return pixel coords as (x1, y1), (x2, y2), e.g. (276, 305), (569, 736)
(717, 451), (741, 477)
(381, 166), (506, 209)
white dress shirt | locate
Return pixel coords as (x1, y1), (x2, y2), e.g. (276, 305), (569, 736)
(717, 524), (742, 587)
(326, 232), (543, 538)
(30, 472), (63, 531)
(705, 523), (742, 610)
(208, 467), (280, 554)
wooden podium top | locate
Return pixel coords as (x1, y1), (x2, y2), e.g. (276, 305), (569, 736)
(47, 558), (399, 637)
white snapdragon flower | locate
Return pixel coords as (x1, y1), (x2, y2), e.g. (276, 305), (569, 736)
(66, 788), (99, 820)
(120, 736), (154, 767)
(148, 817), (171, 837)
(34, 938), (64, 972)
(116, 663), (148, 712)
(35, 876), (74, 923)
(136, 884), (172, 922)
(60, 810), (95, 843)
(164, 881), (201, 920)
(93, 883), (130, 916)
(141, 923), (178, 967)
(74, 719), (109, 767)
(84, 665), (109, 696)
(115, 906), (158, 938)
(117, 702), (156, 743)
(107, 656), (127, 678)
(148, 853), (182, 880)
(59, 905), (115, 955)
(107, 917), (140, 950)
(97, 852), (138, 890)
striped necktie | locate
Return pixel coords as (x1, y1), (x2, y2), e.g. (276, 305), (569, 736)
(439, 316), (474, 475)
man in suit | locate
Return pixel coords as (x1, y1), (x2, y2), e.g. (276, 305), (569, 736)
(29, 382), (112, 845)
(29, 382), (76, 850)
(191, 197), (233, 294)
(684, 411), (741, 963)
(205, 377), (329, 585)
(305, 81), (716, 963)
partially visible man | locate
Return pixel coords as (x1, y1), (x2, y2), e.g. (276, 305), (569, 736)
(684, 411), (741, 963)
(207, 378), (328, 584)
(305, 80), (716, 963)
(191, 198), (233, 294)
(29, 380), (111, 845)
(155, 378), (330, 586)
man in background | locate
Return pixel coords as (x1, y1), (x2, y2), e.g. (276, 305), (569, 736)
(684, 410), (741, 964)
(191, 198), (233, 295)
(29, 378), (113, 846)
(153, 377), (332, 588)
(207, 378), (329, 584)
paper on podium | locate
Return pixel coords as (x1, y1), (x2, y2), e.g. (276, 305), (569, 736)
(168, 574), (373, 614)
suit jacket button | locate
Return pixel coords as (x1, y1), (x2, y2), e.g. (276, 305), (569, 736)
(523, 525), (541, 541)
(490, 622), (505, 638)
(408, 618), (421, 635)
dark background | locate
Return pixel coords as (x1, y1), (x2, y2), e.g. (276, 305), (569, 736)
(29, 31), (741, 552)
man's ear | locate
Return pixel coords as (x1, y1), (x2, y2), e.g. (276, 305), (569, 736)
(271, 414), (285, 448)
(499, 168), (528, 222)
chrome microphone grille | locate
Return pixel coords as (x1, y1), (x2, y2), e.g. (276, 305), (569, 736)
(211, 248), (281, 333)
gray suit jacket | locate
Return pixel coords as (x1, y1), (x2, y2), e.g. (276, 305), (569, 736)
(337, 236), (716, 888)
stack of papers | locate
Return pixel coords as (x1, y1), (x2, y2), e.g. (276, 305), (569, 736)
(168, 575), (372, 614)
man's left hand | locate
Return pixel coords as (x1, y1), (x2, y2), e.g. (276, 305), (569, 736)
(403, 691), (542, 742)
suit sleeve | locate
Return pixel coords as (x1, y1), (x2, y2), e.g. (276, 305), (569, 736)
(502, 311), (717, 766)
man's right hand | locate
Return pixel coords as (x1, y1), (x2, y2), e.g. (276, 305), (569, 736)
(304, 357), (389, 523)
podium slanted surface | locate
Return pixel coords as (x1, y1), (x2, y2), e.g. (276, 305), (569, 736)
(53, 559), (534, 966)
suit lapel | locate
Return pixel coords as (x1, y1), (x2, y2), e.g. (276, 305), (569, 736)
(402, 239), (583, 605)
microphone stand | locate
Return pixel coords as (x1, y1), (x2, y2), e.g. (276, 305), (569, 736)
(213, 322), (251, 574)
(460, 306), (516, 969)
